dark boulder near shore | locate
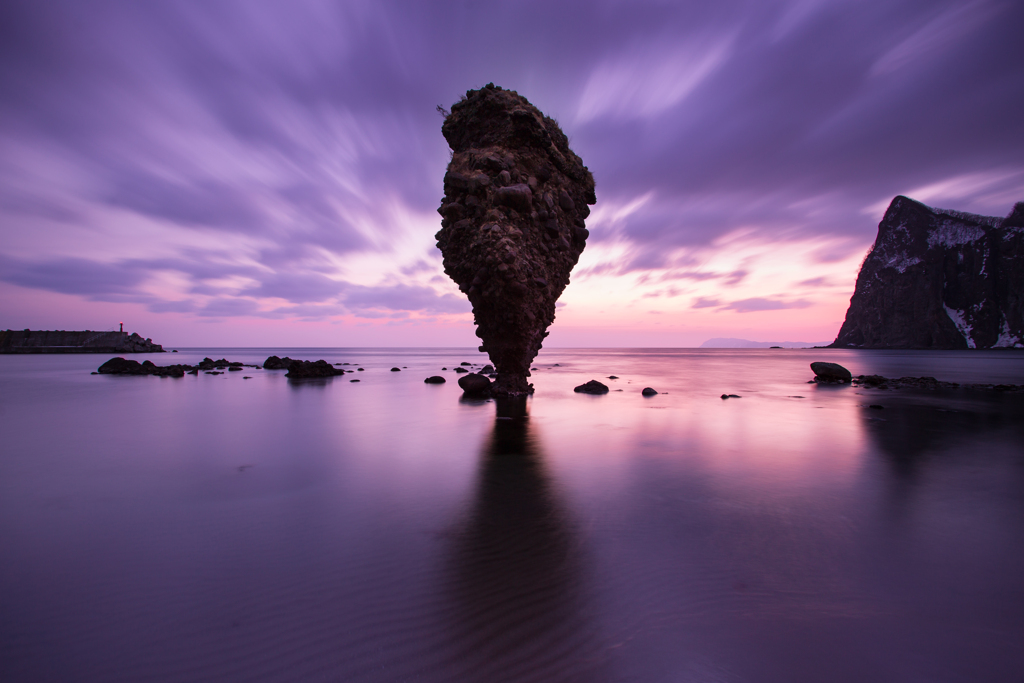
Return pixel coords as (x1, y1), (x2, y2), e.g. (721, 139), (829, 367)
(641, 387), (658, 396)
(424, 376), (446, 384)
(435, 83), (596, 395)
(286, 360), (345, 379)
(811, 362), (853, 383)
(574, 380), (609, 394)
(832, 196), (1024, 349)
(458, 373), (493, 397)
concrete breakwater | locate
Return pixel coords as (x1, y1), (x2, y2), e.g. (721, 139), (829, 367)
(0, 329), (164, 354)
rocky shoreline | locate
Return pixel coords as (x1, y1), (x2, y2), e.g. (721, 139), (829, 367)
(810, 361), (1023, 392)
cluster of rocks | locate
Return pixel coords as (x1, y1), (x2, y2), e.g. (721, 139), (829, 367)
(436, 83), (596, 396)
(261, 356), (347, 378)
(263, 356), (295, 370)
(96, 356), (257, 377)
(285, 360), (346, 379)
(853, 374), (1024, 392)
(811, 361), (1023, 391)
(198, 357), (249, 370)
(96, 357), (191, 377)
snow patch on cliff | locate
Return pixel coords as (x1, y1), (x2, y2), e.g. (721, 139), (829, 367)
(932, 207), (1002, 228)
(994, 318), (1022, 348)
(943, 303), (976, 348)
(882, 253), (921, 272)
(927, 218), (987, 248)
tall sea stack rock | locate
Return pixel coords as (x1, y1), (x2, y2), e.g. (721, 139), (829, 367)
(436, 84), (596, 395)
(832, 196), (1024, 349)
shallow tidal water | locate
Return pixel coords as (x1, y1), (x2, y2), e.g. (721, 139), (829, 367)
(1, 348), (1023, 683)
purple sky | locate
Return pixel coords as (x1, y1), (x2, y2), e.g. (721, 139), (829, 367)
(2, 0), (1022, 346)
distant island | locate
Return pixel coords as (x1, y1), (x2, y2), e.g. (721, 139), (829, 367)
(0, 329), (165, 354)
(699, 338), (829, 349)
(832, 196), (1024, 349)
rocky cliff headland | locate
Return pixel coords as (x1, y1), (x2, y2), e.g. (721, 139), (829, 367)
(1, 329), (165, 353)
(435, 83), (596, 395)
(832, 196), (1024, 349)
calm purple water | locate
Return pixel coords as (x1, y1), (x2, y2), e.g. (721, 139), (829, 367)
(2, 348), (1023, 682)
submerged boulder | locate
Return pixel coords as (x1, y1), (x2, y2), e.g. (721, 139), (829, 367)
(436, 83), (596, 396)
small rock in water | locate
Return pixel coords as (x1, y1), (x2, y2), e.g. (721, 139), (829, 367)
(460, 362), (473, 366)
(391, 367), (401, 372)
(458, 373), (493, 397)
(641, 387), (658, 396)
(228, 367), (242, 372)
(720, 394), (741, 399)
(574, 380), (609, 394)
(286, 360), (345, 379)
(608, 375), (619, 379)
(263, 356), (294, 370)
(454, 367), (469, 374)
(350, 379), (360, 382)
(424, 376), (446, 384)
(480, 364), (495, 374)
(810, 361), (852, 383)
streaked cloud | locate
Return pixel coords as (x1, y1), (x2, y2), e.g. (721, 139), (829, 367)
(575, 34), (735, 123)
(720, 297), (812, 313)
(0, 0), (1021, 345)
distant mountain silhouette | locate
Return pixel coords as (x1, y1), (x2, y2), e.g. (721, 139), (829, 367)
(699, 338), (829, 349)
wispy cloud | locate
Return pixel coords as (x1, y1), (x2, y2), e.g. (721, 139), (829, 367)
(575, 34), (735, 123)
(720, 297), (812, 313)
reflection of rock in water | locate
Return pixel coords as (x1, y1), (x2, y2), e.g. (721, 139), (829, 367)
(442, 420), (607, 682)
(436, 84), (596, 396)
(861, 394), (1024, 478)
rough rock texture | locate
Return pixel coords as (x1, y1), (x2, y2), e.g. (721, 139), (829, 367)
(1, 329), (164, 354)
(436, 84), (596, 395)
(263, 356), (295, 369)
(833, 196), (1024, 349)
